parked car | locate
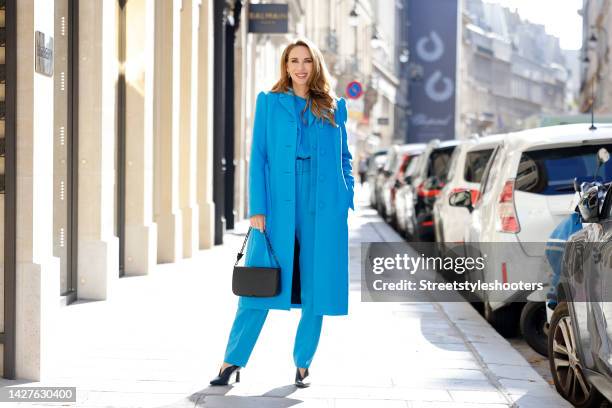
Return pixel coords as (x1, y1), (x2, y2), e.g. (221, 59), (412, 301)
(433, 135), (503, 253)
(549, 160), (612, 407)
(380, 144), (426, 225)
(450, 124), (612, 338)
(366, 149), (387, 208)
(395, 156), (421, 238)
(398, 139), (460, 241)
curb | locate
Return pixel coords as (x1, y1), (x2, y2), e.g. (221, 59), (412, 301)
(436, 301), (573, 408)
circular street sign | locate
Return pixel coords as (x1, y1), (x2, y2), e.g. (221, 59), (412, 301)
(346, 81), (363, 99)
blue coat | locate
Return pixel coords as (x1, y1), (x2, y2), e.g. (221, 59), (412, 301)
(239, 90), (354, 316)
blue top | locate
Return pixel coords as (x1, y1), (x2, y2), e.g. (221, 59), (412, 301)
(293, 93), (317, 159)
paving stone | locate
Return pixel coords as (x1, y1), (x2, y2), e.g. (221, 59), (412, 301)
(14, 187), (568, 408)
(449, 390), (509, 404)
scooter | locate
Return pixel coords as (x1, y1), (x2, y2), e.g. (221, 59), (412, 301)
(524, 148), (610, 357)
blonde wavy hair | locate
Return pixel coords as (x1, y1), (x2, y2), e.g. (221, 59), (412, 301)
(271, 38), (338, 127)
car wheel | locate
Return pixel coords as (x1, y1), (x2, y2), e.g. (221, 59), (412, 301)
(377, 200), (386, 218)
(396, 212), (406, 235)
(471, 301), (485, 315)
(520, 301), (548, 356)
(390, 209), (400, 229)
(484, 301), (520, 338)
(435, 224), (446, 257)
(415, 213), (434, 242)
(405, 215), (417, 241)
(548, 301), (603, 408)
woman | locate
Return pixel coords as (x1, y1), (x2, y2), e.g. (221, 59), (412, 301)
(210, 38), (354, 388)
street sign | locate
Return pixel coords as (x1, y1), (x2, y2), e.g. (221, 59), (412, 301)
(35, 31), (54, 77)
(248, 4), (289, 34)
(345, 81), (363, 99)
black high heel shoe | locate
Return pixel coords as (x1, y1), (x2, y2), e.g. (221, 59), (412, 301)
(210, 365), (241, 386)
(294, 367), (310, 388)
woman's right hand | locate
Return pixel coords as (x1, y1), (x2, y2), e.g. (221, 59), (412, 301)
(250, 215), (266, 233)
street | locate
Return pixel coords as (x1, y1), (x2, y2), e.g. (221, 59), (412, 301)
(0, 184), (573, 408)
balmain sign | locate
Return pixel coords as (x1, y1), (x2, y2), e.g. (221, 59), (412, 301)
(248, 4), (289, 34)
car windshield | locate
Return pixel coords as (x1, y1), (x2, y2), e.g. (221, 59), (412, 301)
(515, 143), (612, 195)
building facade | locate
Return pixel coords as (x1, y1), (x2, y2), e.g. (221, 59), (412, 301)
(579, 0), (612, 114)
(1, 0), (232, 380)
(458, 0), (568, 136)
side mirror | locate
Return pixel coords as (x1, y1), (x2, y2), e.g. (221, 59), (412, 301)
(578, 203), (600, 223)
(573, 178), (580, 193)
(449, 190), (473, 213)
(598, 147), (610, 165)
(594, 148), (610, 181)
(577, 186), (602, 223)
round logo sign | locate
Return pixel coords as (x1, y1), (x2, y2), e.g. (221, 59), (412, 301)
(346, 81), (363, 99)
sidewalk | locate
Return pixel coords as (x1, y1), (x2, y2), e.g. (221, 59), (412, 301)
(4, 184), (571, 408)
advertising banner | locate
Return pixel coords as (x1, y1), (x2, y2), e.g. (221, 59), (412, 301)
(407, 0), (458, 142)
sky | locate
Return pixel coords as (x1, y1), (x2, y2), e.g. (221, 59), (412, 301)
(483, 0), (583, 50)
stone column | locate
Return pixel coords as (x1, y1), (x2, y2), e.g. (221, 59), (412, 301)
(234, 4), (248, 222)
(154, 0), (183, 263)
(77, 0), (120, 299)
(179, 0), (199, 258)
(196, 0), (215, 249)
(15, 0), (60, 380)
(123, 0), (158, 275)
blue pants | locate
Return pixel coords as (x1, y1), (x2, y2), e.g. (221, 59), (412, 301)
(223, 158), (323, 368)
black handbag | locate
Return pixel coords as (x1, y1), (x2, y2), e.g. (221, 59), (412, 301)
(232, 226), (281, 297)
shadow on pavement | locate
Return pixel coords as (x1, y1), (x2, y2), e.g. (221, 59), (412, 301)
(187, 384), (303, 407)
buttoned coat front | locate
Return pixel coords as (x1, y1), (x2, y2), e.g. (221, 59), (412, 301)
(239, 90), (354, 316)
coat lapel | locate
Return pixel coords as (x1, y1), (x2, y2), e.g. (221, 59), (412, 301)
(278, 91), (297, 122)
(279, 88), (321, 128)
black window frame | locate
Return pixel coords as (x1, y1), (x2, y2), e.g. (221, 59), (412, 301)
(475, 145), (501, 206)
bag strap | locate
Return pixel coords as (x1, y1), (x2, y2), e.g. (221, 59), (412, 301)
(234, 226), (281, 268)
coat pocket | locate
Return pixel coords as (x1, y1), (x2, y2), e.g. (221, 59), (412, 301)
(264, 162), (272, 219)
